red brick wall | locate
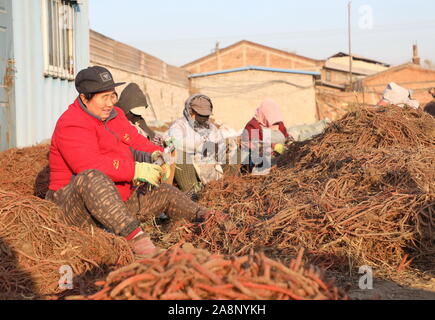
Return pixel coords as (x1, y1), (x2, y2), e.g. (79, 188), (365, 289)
(246, 47), (267, 66)
(294, 61), (314, 69)
(198, 59), (219, 74)
(221, 48), (244, 70)
(270, 54), (293, 69)
(363, 66), (435, 104)
(184, 42), (320, 74)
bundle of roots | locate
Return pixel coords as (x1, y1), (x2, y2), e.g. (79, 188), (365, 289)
(0, 105), (433, 299)
(68, 243), (347, 300)
(0, 144), (50, 198)
(0, 190), (134, 298)
(159, 106), (435, 273)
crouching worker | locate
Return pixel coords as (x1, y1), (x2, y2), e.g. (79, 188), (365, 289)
(376, 82), (420, 109)
(424, 88), (435, 117)
(168, 94), (240, 194)
(242, 98), (293, 173)
(116, 83), (160, 142)
(46, 66), (213, 257)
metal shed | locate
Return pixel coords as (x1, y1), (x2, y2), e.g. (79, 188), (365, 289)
(0, 0), (89, 151)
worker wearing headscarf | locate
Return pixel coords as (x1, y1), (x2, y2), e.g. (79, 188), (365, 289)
(168, 94), (239, 193)
(424, 88), (435, 117)
(242, 99), (292, 172)
(377, 82), (420, 109)
(244, 98), (290, 148)
(116, 83), (157, 141)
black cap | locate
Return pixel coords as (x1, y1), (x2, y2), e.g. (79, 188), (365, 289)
(75, 66), (125, 94)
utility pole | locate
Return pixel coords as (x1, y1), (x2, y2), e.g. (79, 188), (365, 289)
(215, 41), (222, 69)
(348, 1), (353, 89)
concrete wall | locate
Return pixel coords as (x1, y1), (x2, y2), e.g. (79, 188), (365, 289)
(98, 65), (189, 123)
(191, 69), (318, 130)
(90, 30), (190, 123)
(184, 41), (322, 74)
(316, 86), (379, 121)
(322, 68), (358, 86)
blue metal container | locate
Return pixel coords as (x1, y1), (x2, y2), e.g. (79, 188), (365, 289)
(0, 0), (89, 151)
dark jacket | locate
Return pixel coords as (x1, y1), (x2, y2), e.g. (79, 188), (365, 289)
(116, 83), (156, 139)
(424, 101), (435, 117)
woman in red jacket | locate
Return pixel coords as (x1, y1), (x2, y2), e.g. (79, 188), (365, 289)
(46, 66), (213, 256)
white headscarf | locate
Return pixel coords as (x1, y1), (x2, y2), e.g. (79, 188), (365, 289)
(381, 83), (420, 109)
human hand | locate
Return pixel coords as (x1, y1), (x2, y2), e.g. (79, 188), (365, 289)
(160, 163), (171, 181)
(134, 162), (163, 186)
(273, 143), (285, 155)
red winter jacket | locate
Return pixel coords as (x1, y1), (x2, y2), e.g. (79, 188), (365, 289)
(49, 98), (163, 201)
(243, 117), (289, 147)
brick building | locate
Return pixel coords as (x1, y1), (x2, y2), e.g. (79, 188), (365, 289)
(182, 40), (323, 74)
(355, 63), (435, 105)
(315, 63), (435, 121)
(89, 37), (323, 127)
(319, 52), (390, 89)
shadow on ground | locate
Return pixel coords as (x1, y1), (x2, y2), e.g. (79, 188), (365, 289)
(0, 238), (39, 300)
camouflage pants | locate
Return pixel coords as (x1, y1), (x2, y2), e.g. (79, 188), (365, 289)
(46, 170), (207, 237)
(174, 151), (241, 193)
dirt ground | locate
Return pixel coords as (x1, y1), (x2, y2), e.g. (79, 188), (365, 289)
(327, 258), (435, 300)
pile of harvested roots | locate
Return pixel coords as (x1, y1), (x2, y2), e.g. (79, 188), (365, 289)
(0, 105), (433, 299)
(68, 243), (347, 300)
(159, 106), (434, 272)
(0, 189), (134, 298)
(0, 144), (50, 198)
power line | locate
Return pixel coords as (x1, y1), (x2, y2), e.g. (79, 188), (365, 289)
(133, 20), (435, 45)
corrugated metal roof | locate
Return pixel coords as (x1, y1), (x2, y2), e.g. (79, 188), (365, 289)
(324, 61), (381, 76)
(189, 66), (321, 78)
(329, 52), (391, 67)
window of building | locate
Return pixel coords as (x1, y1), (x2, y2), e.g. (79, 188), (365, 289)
(326, 70), (332, 82)
(42, 0), (77, 80)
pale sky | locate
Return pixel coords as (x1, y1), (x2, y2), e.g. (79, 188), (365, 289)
(89, 0), (435, 68)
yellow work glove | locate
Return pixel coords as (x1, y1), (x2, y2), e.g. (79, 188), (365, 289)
(151, 151), (171, 181)
(161, 163), (171, 181)
(134, 162), (163, 186)
(273, 143), (285, 155)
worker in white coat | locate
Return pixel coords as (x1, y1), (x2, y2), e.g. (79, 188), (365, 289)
(168, 94), (239, 193)
(377, 82), (420, 109)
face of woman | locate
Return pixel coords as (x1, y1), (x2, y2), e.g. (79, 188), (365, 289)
(190, 110), (196, 120)
(81, 90), (118, 121)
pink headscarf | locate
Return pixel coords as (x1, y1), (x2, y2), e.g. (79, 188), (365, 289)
(255, 99), (284, 128)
